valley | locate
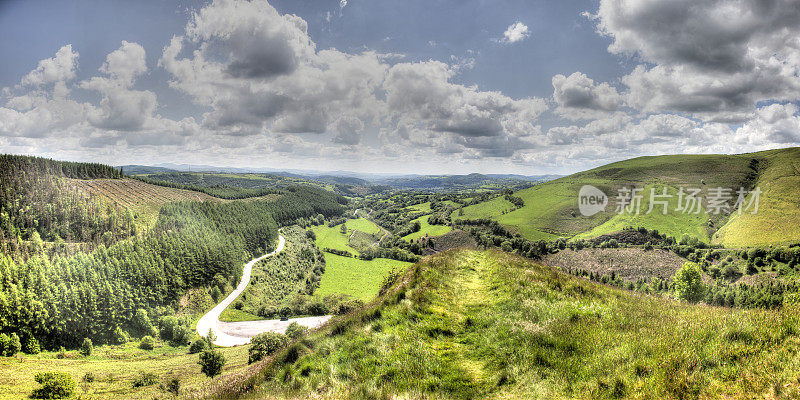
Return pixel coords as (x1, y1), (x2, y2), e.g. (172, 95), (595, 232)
(2, 148), (800, 399)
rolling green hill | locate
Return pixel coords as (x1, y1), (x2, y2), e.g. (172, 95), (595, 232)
(193, 249), (800, 399)
(459, 147), (800, 247)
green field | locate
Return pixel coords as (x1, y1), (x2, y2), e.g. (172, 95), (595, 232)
(311, 217), (384, 255)
(344, 217), (383, 235)
(316, 253), (410, 300)
(458, 148), (800, 246)
(0, 340), (250, 400)
(406, 202), (432, 212)
(403, 214), (453, 240)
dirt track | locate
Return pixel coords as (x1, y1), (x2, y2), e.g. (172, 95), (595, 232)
(196, 234), (331, 346)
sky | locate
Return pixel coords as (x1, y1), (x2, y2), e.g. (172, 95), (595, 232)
(1, 0), (799, 175)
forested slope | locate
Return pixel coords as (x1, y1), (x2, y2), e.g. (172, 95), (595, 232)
(0, 154), (134, 255)
(0, 156), (347, 350)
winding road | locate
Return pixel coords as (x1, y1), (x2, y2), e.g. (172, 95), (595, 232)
(196, 233), (331, 346)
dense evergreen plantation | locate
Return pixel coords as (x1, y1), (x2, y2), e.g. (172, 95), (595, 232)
(0, 154), (133, 255)
(0, 156), (347, 350)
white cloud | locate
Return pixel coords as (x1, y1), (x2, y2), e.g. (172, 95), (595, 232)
(734, 103), (800, 145)
(159, 0), (547, 158)
(81, 41), (156, 131)
(552, 72), (620, 119)
(19, 45), (79, 87)
(99, 41), (147, 86)
(500, 22), (530, 44)
(593, 0), (800, 121)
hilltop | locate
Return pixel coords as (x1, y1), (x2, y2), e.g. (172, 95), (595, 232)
(191, 249), (800, 399)
(458, 147), (800, 247)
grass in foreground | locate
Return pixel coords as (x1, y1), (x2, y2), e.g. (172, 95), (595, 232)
(191, 248), (800, 400)
(0, 341), (249, 400)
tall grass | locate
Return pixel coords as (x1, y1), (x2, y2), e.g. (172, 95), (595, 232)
(187, 249), (800, 399)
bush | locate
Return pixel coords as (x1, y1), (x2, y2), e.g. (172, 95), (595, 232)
(189, 339), (207, 354)
(139, 336), (155, 350)
(32, 372), (75, 399)
(82, 372), (95, 383)
(160, 316), (178, 341)
(285, 322), (308, 339)
(7, 333), (21, 357)
(24, 336), (40, 354)
(722, 263), (741, 279)
(170, 325), (190, 347)
(198, 348), (226, 378)
(673, 262), (706, 303)
(112, 326), (128, 345)
(0, 333), (9, 356)
(160, 378), (180, 396)
(79, 338), (93, 357)
(248, 332), (289, 364)
(132, 371), (159, 387)
(747, 262), (759, 275)
(334, 299), (365, 315)
(132, 308), (158, 338)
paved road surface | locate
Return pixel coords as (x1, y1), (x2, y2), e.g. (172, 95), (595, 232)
(196, 234), (332, 347)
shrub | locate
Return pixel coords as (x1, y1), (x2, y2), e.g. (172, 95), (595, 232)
(82, 372), (95, 383)
(132, 371), (159, 387)
(56, 347), (68, 359)
(747, 262), (759, 275)
(139, 336), (155, 350)
(248, 332), (288, 364)
(7, 333), (21, 357)
(189, 339), (207, 354)
(160, 378), (180, 396)
(112, 326), (128, 345)
(132, 308), (157, 338)
(0, 333), (9, 356)
(673, 262), (706, 303)
(307, 301), (328, 316)
(160, 316), (178, 341)
(198, 348), (226, 378)
(285, 322), (308, 339)
(24, 336), (40, 354)
(79, 338), (93, 357)
(722, 263), (741, 279)
(32, 372), (75, 399)
(170, 325), (190, 346)
(334, 299), (365, 315)
(258, 305), (278, 318)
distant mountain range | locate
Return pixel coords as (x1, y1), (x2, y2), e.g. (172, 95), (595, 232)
(119, 163), (563, 190)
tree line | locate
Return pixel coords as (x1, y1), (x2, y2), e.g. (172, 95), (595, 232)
(0, 154), (134, 256)
(0, 164), (346, 349)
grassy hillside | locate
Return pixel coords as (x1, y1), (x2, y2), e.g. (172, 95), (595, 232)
(714, 147), (800, 246)
(459, 147), (800, 246)
(191, 249), (800, 399)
